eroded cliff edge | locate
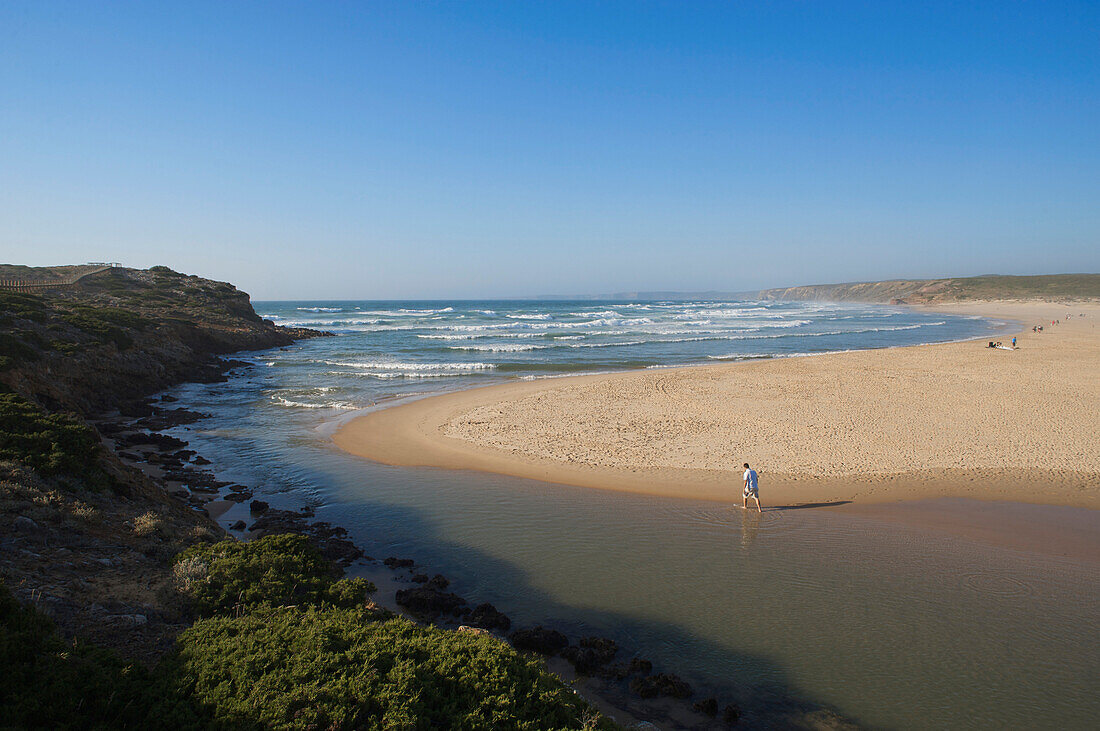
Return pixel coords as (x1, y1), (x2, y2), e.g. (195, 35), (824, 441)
(1, 264), (327, 414)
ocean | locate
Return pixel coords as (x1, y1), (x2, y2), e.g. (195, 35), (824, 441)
(161, 301), (1098, 728)
(250, 299), (1000, 410)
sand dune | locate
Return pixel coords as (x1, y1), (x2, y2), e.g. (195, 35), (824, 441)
(334, 302), (1100, 508)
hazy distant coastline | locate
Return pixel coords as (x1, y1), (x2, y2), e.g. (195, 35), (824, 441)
(531, 273), (1100, 304)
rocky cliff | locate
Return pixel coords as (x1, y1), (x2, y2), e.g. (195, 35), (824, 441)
(1, 264), (328, 663)
(1, 265), (327, 414)
(757, 273), (1100, 304)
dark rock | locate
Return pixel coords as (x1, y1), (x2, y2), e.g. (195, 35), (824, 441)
(192, 456), (211, 466)
(119, 401), (155, 417)
(410, 574), (429, 584)
(602, 656), (651, 680)
(509, 626), (568, 655)
(394, 587), (467, 621)
(169, 489), (189, 500)
(629, 673), (693, 699)
(161, 468), (229, 489)
(145, 452), (183, 466)
(134, 407), (208, 431)
(384, 557), (415, 569)
(306, 522), (362, 565)
(13, 516), (39, 533)
(121, 432), (187, 450)
(229, 520), (247, 531)
(694, 698), (718, 717)
(425, 574), (449, 590)
(246, 508), (362, 566)
(466, 603), (511, 631)
(160, 394), (178, 402)
(223, 489), (253, 503)
(723, 703), (741, 725)
(561, 636), (618, 675)
(249, 500), (269, 515)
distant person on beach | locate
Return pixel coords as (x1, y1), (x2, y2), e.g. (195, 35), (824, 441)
(1012, 337), (1016, 348)
(742, 463), (761, 512)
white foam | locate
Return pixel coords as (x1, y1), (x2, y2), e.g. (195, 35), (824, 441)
(446, 343), (549, 352)
(323, 360), (495, 371)
(272, 396), (358, 409)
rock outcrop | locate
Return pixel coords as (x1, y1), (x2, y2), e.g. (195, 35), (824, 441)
(1, 265), (328, 415)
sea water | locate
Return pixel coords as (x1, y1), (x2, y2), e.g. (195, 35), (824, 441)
(164, 301), (1099, 729)
(250, 299), (999, 409)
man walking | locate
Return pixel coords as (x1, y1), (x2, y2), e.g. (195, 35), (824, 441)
(742, 463), (761, 512)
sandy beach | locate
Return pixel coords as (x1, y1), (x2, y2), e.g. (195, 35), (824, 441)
(334, 301), (1100, 508)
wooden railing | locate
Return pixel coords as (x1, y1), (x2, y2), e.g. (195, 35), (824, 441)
(0, 265), (116, 292)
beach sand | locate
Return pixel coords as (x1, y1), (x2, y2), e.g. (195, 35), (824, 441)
(333, 301), (1100, 508)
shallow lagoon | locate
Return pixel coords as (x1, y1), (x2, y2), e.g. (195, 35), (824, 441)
(164, 302), (1097, 729)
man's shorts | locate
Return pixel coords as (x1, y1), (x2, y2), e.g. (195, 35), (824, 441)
(743, 486), (758, 498)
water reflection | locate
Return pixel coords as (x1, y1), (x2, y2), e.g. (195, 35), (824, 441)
(739, 508), (760, 550)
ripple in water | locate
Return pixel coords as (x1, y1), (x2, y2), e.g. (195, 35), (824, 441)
(961, 571), (1036, 599)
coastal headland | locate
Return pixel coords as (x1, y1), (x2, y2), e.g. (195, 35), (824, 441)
(335, 300), (1100, 509)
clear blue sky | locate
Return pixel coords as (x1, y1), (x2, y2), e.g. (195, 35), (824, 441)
(2, 1), (1097, 299)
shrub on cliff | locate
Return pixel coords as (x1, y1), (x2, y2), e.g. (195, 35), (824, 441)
(0, 581), (152, 728)
(0, 393), (110, 488)
(154, 606), (610, 730)
(173, 533), (375, 616)
(59, 305), (150, 350)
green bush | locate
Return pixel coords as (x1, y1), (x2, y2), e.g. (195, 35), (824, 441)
(69, 305), (152, 330)
(0, 331), (40, 369)
(3, 540), (611, 729)
(0, 582), (153, 728)
(0, 291), (49, 324)
(0, 393), (109, 486)
(51, 303), (152, 352)
(173, 534), (375, 616)
(155, 606), (608, 730)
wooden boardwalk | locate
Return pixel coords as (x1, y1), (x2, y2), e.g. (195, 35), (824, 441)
(0, 264), (117, 292)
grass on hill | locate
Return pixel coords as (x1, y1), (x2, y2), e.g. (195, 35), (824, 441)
(939, 273), (1100, 300)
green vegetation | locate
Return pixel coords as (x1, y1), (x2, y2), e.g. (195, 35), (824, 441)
(0, 291), (49, 325)
(759, 273), (1100, 304)
(0, 393), (110, 488)
(0, 582), (153, 729)
(158, 607), (606, 730)
(2, 535), (611, 729)
(174, 534), (375, 616)
(939, 274), (1100, 301)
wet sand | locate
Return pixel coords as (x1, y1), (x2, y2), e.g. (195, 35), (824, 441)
(334, 301), (1100, 509)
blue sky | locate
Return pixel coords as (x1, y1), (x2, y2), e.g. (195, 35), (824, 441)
(2, 1), (1097, 299)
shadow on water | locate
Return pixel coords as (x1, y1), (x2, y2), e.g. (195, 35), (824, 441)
(182, 422), (858, 726)
(769, 500), (853, 511)
(317, 494), (856, 728)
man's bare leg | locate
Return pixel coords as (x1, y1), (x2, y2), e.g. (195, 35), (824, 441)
(753, 495), (762, 513)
